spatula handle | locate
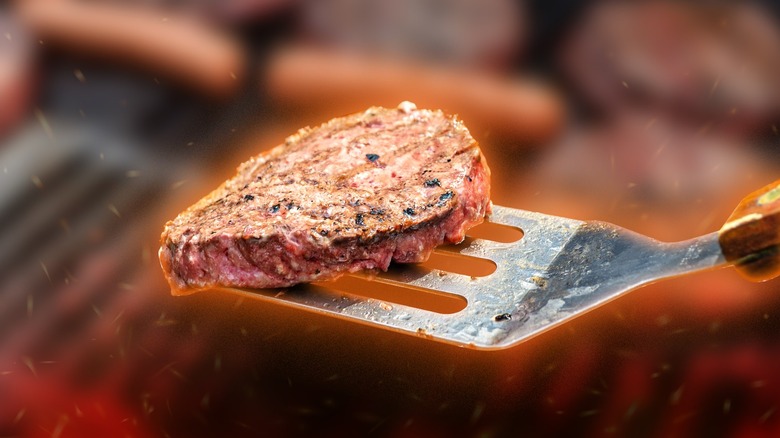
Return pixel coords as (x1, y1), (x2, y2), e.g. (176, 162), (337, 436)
(719, 179), (780, 281)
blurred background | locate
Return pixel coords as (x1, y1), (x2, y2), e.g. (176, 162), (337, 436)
(2, 0), (780, 436)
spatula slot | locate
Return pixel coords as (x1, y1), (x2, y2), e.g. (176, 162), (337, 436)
(323, 274), (468, 314)
(465, 221), (524, 243)
(424, 250), (496, 277)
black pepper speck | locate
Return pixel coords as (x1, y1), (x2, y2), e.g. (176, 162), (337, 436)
(355, 213), (365, 226)
(270, 204), (280, 213)
(243, 194), (255, 201)
(366, 153), (380, 162)
(437, 191), (454, 206)
(424, 178), (441, 187)
(404, 208), (415, 216)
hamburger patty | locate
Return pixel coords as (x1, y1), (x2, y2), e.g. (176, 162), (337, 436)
(159, 102), (491, 294)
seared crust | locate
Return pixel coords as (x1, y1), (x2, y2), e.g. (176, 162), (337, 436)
(160, 102), (491, 294)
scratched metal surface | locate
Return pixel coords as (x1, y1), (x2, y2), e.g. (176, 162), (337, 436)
(231, 205), (729, 349)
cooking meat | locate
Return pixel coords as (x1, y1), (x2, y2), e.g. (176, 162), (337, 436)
(159, 102), (491, 294)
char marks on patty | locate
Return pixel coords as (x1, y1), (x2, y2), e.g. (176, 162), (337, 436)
(159, 102), (491, 294)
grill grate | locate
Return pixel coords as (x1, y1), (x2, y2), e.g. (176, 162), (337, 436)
(0, 123), (190, 432)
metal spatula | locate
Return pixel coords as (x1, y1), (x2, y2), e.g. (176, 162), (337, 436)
(229, 180), (780, 349)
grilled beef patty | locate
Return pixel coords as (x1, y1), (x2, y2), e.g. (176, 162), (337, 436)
(159, 102), (491, 294)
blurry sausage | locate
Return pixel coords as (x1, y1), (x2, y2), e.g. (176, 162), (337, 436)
(265, 45), (564, 144)
(0, 12), (36, 140)
(559, 0), (780, 134)
(16, 0), (245, 99)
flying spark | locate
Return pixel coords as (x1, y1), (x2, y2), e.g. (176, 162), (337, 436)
(709, 76), (720, 97)
(670, 386), (684, 405)
(74, 69), (86, 83)
(31, 175), (43, 189)
(34, 108), (53, 140)
(40, 260), (51, 284)
(153, 362), (178, 378)
(52, 414), (69, 438)
(107, 203), (121, 218)
(651, 141), (667, 160)
(760, 406), (776, 423)
(22, 357), (36, 377)
(155, 313), (178, 327)
(63, 267), (76, 283)
(111, 310), (125, 325)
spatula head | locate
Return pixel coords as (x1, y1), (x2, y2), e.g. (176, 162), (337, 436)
(229, 206), (725, 349)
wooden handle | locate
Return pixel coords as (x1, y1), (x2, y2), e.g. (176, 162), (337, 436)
(719, 179), (780, 281)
